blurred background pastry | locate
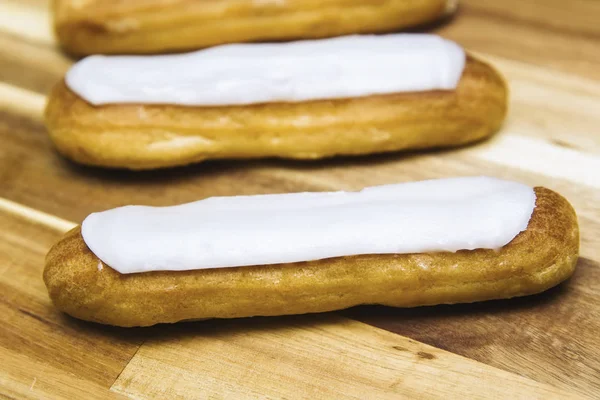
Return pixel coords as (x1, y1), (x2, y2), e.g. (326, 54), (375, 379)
(54, 0), (458, 55)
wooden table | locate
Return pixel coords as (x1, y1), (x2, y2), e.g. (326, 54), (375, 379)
(1, 1), (599, 398)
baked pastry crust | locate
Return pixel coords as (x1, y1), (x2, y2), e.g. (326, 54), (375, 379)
(44, 187), (579, 327)
(53, 0), (456, 55)
(44, 56), (508, 170)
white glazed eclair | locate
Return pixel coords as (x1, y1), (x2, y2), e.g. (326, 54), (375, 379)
(53, 0), (459, 55)
(43, 177), (579, 327)
(44, 35), (508, 170)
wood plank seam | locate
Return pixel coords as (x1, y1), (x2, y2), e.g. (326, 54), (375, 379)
(470, 134), (600, 188)
(107, 316), (584, 399)
(109, 339), (146, 393)
(0, 82), (46, 120)
(0, 197), (75, 232)
(0, 1), (55, 46)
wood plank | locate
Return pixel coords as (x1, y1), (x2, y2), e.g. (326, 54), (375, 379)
(471, 134), (600, 188)
(0, 82), (46, 124)
(458, 0), (600, 35)
(0, 31), (70, 94)
(345, 257), (600, 399)
(0, 206), (141, 399)
(0, 0), (55, 46)
(482, 55), (600, 155)
(0, 197), (75, 232)
(1, 1), (599, 397)
(111, 315), (580, 400)
(435, 0), (600, 80)
(0, 351), (127, 400)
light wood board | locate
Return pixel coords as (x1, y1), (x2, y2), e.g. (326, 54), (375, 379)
(1, 0), (599, 398)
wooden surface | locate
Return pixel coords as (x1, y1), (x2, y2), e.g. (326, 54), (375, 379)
(1, 0), (599, 399)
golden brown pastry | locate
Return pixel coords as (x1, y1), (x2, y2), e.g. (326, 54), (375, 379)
(44, 187), (579, 327)
(44, 56), (507, 170)
(53, 0), (458, 55)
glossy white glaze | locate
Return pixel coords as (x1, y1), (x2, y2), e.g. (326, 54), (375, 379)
(82, 177), (536, 274)
(66, 34), (465, 106)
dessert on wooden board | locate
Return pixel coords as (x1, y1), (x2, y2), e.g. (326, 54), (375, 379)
(53, 0), (458, 55)
(44, 34), (508, 170)
(43, 177), (580, 327)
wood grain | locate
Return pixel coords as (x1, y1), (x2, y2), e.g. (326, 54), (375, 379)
(0, 0), (54, 46)
(0, 209), (135, 400)
(434, 0), (600, 80)
(345, 257), (600, 396)
(0, 31), (70, 94)
(1, 0), (600, 399)
(111, 315), (579, 400)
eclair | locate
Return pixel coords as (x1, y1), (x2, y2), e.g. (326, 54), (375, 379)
(53, 0), (458, 55)
(43, 177), (580, 327)
(44, 34), (508, 170)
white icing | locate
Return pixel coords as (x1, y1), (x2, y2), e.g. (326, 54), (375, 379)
(81, 177), (536, 274)
(65, 34), (466, 107)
